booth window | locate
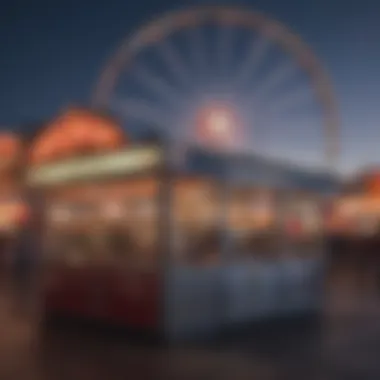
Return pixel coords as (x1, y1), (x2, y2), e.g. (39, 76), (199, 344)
(282, 197), (324, 258)
(126, 197), (159, 270)
(227, 190), (279, 260)
(103, 225), (135, 264)
(62, 233), (92, 266)
(171, 181), (221, 266)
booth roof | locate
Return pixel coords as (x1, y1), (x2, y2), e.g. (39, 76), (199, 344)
(18, 107), (122, 142)
(15, 118), (340, 193)
(185, 147), (341, 194)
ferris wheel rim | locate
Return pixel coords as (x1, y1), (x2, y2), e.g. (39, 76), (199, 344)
(92, 5), (340, 170)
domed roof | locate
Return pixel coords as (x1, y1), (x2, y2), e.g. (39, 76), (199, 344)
(29, 107), (127, 165)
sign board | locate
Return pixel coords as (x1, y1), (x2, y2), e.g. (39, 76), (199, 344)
(27, 146), (163, 187)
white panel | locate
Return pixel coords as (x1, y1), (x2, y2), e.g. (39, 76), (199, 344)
(224, 261), (283, 324)
(164, 257), (324, 340)
(279, 257), (324, 314)
(28, 146), (163, 186)
(164, 266), (224, 339)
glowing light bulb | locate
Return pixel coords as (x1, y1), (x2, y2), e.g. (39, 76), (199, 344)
(195, 102), (241, 150)
(208, 110), (231, 136)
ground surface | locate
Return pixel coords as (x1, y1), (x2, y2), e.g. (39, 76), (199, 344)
(0, 265), (379, 380)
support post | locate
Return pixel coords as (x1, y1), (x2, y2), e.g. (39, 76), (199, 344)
(220, 153), (233, 263)
(158, 139), (174, 341)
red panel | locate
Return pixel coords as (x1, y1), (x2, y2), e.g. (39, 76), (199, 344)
(106, 271), (160, 328)
(44, 268), (98, 318)
(43, 267), (160, 329)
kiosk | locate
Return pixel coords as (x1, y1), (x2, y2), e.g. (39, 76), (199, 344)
(27, 109), (337, 340)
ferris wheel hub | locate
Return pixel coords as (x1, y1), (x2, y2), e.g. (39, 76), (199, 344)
(194, 101), (242, 149)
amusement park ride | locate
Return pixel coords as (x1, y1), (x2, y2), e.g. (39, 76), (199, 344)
(22, 6), (342, 340)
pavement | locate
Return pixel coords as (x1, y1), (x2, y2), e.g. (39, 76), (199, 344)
(0, 267), (380, 380)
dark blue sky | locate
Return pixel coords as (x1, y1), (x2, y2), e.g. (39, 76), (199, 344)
(0, 0), (379, 173)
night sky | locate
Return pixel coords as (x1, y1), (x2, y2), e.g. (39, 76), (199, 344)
(0, 0), (379, 174)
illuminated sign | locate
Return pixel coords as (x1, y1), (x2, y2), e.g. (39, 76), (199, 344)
(27, 146), (163, 186)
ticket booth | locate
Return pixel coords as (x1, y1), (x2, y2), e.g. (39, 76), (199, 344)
(27, 109), (335, 341)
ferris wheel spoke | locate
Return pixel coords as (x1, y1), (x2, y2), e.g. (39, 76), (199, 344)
(232, 35), (270, 89)
(251, 60), (296, 100)
(188, 27), (207, 80)
(216, 26), (234, 78)
(267, 85), (315, 114)
(133, 64), (184, 105)
(112, 98), (173, 129)
(156, 40), (193, 87)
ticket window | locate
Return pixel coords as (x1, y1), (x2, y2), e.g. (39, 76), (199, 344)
(128, 197), (159, 270)
(65, 233), (93, 267)
(102, 224), (136, 266)
(43, 202), (97, 265)
(229, 191), (279, 260)
(98, 201), (132, 265)
(177, 227), (221, 266)
(172, 182), (221, 266)
(43, 203), (70, 262)
(282, 197), (324, 257)
(82, 198), (156, 270)
(227, 196), (250, 257)
(44, 229), (92, 267)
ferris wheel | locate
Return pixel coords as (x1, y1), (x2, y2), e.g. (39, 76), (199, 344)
(92, 6), (339, 169)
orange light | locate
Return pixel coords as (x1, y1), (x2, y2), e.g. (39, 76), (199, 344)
(0, 133), (21, 169)
(368, 174), (380, 196)
(0, 202), (29, 229)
